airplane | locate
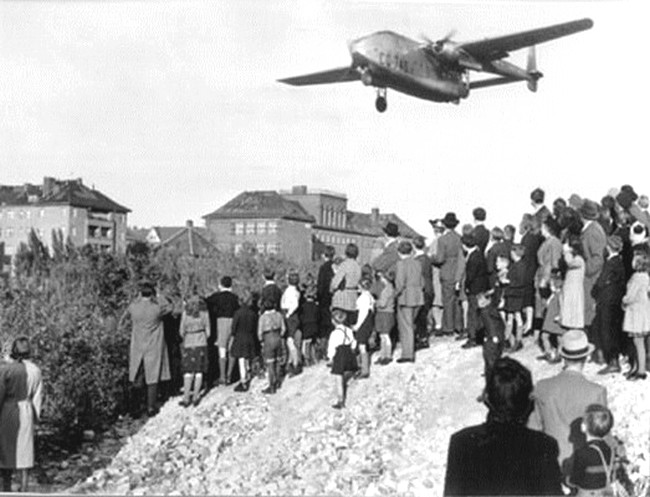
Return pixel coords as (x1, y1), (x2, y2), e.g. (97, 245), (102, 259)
(278, 18), (593, 112)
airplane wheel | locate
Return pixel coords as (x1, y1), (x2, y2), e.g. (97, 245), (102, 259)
(375, 96), (387, 113)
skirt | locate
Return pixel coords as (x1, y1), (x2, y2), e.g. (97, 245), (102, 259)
(181, 346), (208, 374)
(231, 333), (257, 359)
(331, 344), (358, 375)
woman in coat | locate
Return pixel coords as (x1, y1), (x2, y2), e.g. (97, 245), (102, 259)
(0, 337), (43, 492)
(561, 238), (586, 330)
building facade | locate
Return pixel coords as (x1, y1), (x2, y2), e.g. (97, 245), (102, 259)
(203, 186), (421, 265)
(0, 177), (130, 257)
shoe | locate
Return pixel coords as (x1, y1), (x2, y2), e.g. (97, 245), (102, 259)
(627, 372), (647, 381)
(262, 385), (276, 395)
(624, 368), (638, 379)
(358, 373), (370, 379)
(332, 401), (345, 409)
(461, 340), (479, 349)
(179, 399), (190, 407)
(396, 358), (414, 363)
(193, 398), (201, 407)
(146, 407), (159, 417)
(597, 364), (621, 375)
(536, 354), (551, 362)
(234, 382), (247, 392)
(455, 333), (468, 341)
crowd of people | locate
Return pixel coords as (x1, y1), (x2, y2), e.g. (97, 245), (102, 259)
(120, 183), (650, 496)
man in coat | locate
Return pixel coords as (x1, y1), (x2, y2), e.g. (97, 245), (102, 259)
(471, 207), (490, 255)
(122, 281), (172, 417)
(461, 234), (489, 349)
(413, 236), (433, 349)
(431, 213), (464, 336)
(444, 357), (563, 496)
(371, 221), (401, 282)
(316, 245), (335, 339)
(528, 329), (608, 476)
(394, 240), (424, 362)
(580, 199), (608, 356)
(591, 235), (626, 374)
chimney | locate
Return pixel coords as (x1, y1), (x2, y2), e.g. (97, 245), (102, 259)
(291, 185), (307, 195)
(43, 177), (56, 198)
(371, 207), (380, 227)
(186, 220), (194, 228)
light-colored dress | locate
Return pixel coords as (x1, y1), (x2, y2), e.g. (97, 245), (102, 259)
(622, 271), (650, 335)
(0, 359), (43, 469)
(561, 253), (585, 329)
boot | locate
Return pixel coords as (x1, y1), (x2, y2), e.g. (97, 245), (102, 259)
(180, 374), (193, 407)
(146, 383), (158, 416)
(598, 358), (621, 375)
(219, 358), (228, 385)
(359, 351), (370, 378)
(192, 373), (203, 406)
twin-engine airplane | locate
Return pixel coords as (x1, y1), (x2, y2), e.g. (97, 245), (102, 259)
(278, 18), (593, 112)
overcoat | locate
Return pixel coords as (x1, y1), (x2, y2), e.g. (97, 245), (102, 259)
(432, 230), (463, 283)
(394, 256), (425, 307)
(581, 221), (607, 325)
(128, 297), (171, 384)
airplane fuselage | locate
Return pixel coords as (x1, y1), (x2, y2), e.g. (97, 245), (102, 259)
(349, 31), (469, 103)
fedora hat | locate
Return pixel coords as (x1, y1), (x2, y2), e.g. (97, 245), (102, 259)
(442, 212), (459, 229)
(383, 222), (400, 238)
(559, 329), (595, 360)
(579, 199), (600, 221)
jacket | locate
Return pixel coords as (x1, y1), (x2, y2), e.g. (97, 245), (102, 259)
(394, 256), (425, 307)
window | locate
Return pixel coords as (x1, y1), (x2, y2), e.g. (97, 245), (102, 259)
(101, 227), (110, 238)
(266, 243), (280, 255)
(256, 221), (266, 235)
(256, 243), (265, 254)
(267, 221), (278, 234)
(234, 243), (243, 254)
(234, 222), (244, 235)
(246, 223), (256, 235)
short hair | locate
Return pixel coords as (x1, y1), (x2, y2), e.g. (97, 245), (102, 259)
(511, 244), (525, 258)
(520, 213), (540, 233)
(485, 357), (533, 424)
(413, 236), (426, 250)
(10, 336), (31, 361)
(583, 404), (613, 438)
(397, 240), (413, 255)
(542, 216), (561, 238)
(331, 308), (347, 324)
(263, 268), (275, 281)
(359, 277), (373, 290)
(344, 243), (359, 259)
(504, 225), (516, 239)
(491, 226), (504, 241)
(323, 245), (335, 259)
(565, 236), (585, 259)
(287, 271), (300, 286)
(461, 223), (474, 236)
(530, 188), (545, 204)
(473, 207), (486, 222)
(220, 276), (233, 288)
(185, 295), (201, 318)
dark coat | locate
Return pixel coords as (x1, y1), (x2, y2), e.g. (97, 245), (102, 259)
(260, 283), (282, 311)
(472, 224), (490, 254)
(415, 253), (434, 301)
(591, 254), (626, 306)
(465, 249), (490, 296)
(206, 290), (240, 341)
(486, 241), (511, 287)
(316, 260), (334, 308)
(444, 421), (563, 496)
(432, 230), (463, 283)
(521, 231), (544, 282)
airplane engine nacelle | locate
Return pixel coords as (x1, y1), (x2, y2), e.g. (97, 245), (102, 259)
(438, 45), (461, 62)
(360, 69), (373, 86)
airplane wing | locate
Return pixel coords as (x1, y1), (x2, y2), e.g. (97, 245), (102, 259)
(458, 18), (593, 61)
(278, 66), (359, 86)
(469, 77), (519, 90)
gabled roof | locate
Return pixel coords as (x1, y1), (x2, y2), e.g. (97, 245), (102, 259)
(0, 180), (130, 213)
(203, 191), (315, 223)
(149, 226), (211, 244)
(159, 225), (217, 257)
(346, 211), (422, 239)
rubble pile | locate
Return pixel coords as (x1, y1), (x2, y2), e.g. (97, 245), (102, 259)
(71, 337), (649, 496)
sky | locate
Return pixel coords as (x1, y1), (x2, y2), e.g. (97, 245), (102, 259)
(1, 0), (648, 237)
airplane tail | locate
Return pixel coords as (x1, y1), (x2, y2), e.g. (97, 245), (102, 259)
(527, 45), (543, 92)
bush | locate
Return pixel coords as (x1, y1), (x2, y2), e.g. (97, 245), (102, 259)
(0, 240), (318, 439)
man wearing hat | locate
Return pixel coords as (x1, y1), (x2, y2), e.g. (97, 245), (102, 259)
(428, 219), (445, 334)
(431, 213), (464, 336)
(528, 329), (608, 476)
(591, 235), (626, 374)
(531, 187), (551, 225)
(579, 199), (608, 355)
(371, 221), (401, 282)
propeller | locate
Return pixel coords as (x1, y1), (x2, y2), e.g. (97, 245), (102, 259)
(420, 29), (458, 59)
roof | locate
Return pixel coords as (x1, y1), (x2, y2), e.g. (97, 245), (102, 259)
(203, 191), (315, 223)
(0, 179), (130, 213)
(158, 225), (217, 257)
(126, 227), (149, 243)
(148, 226), (211, 244)
(345, 211), (422, 239)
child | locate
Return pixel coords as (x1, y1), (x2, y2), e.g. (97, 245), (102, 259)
(503, 244), (527, 351)
(567, 404), (615, 495)
(328, 308), (358, 409)
(281, 271), (303, 377)
(538, 269), (564, 364)
(353, 277), (375, 378)
(622, 251), (650, 380)
(299, 286), (319, 367)
(374, 270), (395, 365)
(230, 293), (259, 392)
(258, 297), (286, 394)
(561, 238), (585, 330)
(179, 295), (210, 407)
(477, 291), (505, 393)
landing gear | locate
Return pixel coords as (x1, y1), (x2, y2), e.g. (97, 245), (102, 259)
(375, 88), (387, 113)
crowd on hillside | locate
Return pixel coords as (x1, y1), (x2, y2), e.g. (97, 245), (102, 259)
(112, 183), (650, 495)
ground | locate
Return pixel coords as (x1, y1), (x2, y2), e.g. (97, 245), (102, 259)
(57, 335), (650, 495)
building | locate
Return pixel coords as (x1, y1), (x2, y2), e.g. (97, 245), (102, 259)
(203, 185), (422, 264)
(0, 177), (130, 257)
(147, 221), (217, 257)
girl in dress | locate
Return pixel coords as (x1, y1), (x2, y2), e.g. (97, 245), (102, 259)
(352, 278), (375, 378)
(230, 293), (259, 392)
(179, 296), (210, 407)
(622, 251), (650, 380)
(328, 308), (358, 409)
(561, 237), (585, 330)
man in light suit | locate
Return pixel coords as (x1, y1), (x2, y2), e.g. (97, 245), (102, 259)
(431, 213), (464, 336)
(528, 329), (608, 477)
(394, 240), (424, 362)
(580, 199), (608, 359)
